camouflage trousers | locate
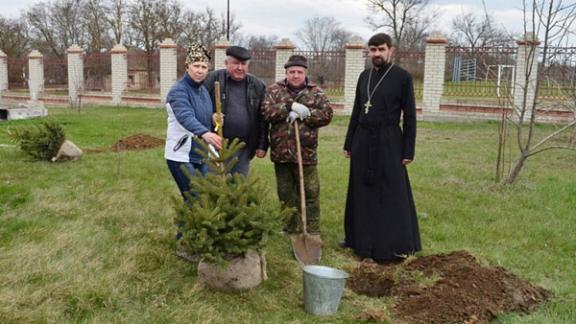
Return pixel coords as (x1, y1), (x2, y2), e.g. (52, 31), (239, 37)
(274, 163), (320, 234)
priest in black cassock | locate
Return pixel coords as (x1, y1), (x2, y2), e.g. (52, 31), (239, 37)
(342, 33), (421, 262)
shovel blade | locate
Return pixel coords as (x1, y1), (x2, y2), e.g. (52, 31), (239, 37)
(290, 233), (322, 265)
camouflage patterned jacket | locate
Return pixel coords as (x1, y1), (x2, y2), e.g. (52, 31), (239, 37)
(261, 80), (333, 165)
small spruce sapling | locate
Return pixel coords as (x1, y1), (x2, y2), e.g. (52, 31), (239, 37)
(173, 137), (291, 264)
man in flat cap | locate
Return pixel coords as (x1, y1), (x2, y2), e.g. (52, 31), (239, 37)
(261, 54), (333, 236)
(204, 45), (268, 177)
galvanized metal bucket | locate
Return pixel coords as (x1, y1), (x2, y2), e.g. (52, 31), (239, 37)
(302, 265), (349, 316)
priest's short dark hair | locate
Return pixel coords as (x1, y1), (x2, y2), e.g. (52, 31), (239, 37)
(368, 33), (393, 48)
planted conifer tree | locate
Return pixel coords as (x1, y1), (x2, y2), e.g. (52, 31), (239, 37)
(173, 137), (290, 266)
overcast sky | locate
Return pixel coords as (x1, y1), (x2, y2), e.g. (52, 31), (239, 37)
(0, 0), (527, 44)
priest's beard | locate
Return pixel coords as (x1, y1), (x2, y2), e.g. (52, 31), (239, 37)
(372, 57), (388, 69)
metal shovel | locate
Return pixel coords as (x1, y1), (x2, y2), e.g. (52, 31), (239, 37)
(290, 120), (322, 265)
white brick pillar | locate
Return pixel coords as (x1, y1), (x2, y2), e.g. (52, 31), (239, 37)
(213, 39), (229, 71)
(28, 50), (44, 101)
(423, 32), (447, 115)
(110, 44), (128, 105)
(274, 38), (295, 82)
(0, 50), (7, 91)
(344, 37), (365, 114)
(160, 38), (177, 103)
(513, 32), (540, 120)
(67, 44), (84, 105)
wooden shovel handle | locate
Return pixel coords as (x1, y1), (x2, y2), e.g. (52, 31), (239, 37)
(214, 81), (223, 138)
(294, 120), (307, 235)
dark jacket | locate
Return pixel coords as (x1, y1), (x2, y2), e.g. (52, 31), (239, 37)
(261, 80), (333, 165)
(204, 69), (269, 158)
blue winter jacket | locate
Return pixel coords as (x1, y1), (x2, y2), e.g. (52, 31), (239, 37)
(166, 72), (213, 164)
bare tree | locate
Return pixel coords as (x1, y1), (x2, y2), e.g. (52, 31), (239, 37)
(0, 16), (30, 57)
(178, 8), (241, 50)
(450, 11), (512, 48)
(496, 0), (576, 184)
(154, 0), (183, 41)
(332, 29), (358, 50)
(26, 0), (84, 57)
(51, 0), (85, 50)
(366, 0), (435, 50)
(83, 0), (113, 53)
(401, 18), (430, 50)
(106, 0), (126, 45)
(296, 16), (355, 51)
(26, 3), (61, 57)
(128, 0), (161, 54)
(246, 35), (279, 51)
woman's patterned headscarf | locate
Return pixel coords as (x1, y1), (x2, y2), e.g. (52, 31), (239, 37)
(185, 42), (211, 66)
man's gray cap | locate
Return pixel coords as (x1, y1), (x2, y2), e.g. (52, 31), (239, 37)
(226, 46), (251, 61)
(284, 55), (308, 69)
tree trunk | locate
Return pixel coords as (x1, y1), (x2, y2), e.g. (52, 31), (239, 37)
(506, 154), (526, 185)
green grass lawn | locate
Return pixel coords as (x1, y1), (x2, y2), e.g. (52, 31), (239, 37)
(1, 107), (575, 323)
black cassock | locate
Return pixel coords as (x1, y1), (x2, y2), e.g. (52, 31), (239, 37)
(343, 63), (421, 260)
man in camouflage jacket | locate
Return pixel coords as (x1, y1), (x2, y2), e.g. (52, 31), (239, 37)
(261, 55), (333, 234)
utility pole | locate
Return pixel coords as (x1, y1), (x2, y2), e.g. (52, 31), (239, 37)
(226, 0), (230, 40)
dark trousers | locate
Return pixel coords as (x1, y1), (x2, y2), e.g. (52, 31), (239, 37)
(167, 160), (207, 240)
(274, 163), (320, 233)
(208, 146), (251, 177)
(228, 147), (251, 177)
(166, 160), (207, 199)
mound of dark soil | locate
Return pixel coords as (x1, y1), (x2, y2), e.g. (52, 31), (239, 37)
(86, 133), (164, 153)
(348, 250), (549, 323)
(111, 133), (164, 151)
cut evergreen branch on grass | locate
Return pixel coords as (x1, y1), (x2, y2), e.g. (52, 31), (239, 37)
(7, 120), (66, 161)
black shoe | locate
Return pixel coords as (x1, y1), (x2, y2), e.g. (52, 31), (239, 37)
(373, 257), (405, 265)
(338, 240), (349, 249)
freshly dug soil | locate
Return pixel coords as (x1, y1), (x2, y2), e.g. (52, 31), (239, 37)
(110, 133), (164, 151)
(86, 133), (164, 153)
(348, 250), (549, 323)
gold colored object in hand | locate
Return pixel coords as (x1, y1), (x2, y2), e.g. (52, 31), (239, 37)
(214, 81), (224, 137)
(213, 113), (224, 132)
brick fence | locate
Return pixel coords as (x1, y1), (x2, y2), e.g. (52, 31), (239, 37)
(1, 34), (573, 123)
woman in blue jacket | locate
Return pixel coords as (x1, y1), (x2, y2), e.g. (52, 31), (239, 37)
(164, 43), (222, 199)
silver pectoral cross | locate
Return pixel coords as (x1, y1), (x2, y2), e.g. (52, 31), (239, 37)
(364, 101), (372, 114)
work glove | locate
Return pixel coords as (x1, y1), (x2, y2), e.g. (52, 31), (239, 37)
(291, 102), (311, 119)
(287, 111), (299, 124)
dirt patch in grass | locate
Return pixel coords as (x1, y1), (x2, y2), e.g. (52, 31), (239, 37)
(348, 250), (549, 323)
(86, 134), (164, 153)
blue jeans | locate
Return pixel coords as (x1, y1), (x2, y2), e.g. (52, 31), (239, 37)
(167, 160), (207, 241)
(166, 160), (208, 199)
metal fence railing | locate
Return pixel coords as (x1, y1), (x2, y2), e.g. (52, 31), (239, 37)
(444, 46), (518, 99)
(44, 56), (68, 95)
(538, 47), (576, 100)
(7, 57), (28, 90)
(249, 49), (276, 87)
(127, 52), (160, 94)
(1, 45), (566, 104)
(395, 49), (425, 100)
(84, 53), (111, 92)
(294, 50), (345, 100)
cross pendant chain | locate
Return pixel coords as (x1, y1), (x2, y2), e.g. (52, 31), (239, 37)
(364, 101), (372, 114)
(364, 63), (394, 114)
